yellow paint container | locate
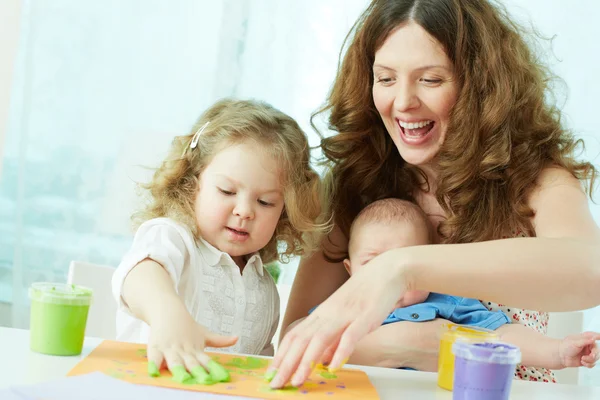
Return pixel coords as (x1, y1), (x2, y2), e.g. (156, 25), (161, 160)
(437, 323), (499, 391)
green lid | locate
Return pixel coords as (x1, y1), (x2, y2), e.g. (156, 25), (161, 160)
(29, 282), (93, 306)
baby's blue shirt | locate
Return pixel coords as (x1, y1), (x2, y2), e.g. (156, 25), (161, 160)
(382, 292), (510, 330)
(309, 293), (510, 331)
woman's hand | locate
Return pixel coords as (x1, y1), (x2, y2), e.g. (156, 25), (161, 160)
(147, 306), (238, 383)
(268, 249), (414, 388)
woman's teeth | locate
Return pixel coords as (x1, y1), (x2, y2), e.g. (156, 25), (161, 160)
(398, 120), (433, 130)
(398, 119), (434, 137)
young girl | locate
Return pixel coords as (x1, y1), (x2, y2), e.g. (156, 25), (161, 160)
(111, 98), (325, 382)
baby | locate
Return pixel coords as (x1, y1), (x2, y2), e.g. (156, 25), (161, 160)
(342, 198), (599, 373)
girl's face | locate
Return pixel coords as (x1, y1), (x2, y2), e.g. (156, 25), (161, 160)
(372, 22), (458, 168)
(194, 141), (284, 265)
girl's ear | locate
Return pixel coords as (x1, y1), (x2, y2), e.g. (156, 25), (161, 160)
(343, 259), (352, 276)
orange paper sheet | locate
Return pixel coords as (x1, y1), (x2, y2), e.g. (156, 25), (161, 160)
(68, 341), (380, 399)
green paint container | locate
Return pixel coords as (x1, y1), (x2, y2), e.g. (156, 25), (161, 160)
(29, 282), (93, 356)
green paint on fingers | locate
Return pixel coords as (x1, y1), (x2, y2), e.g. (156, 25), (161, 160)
(147, 361), (160, 377)
(170, 365), (195, 385)
(208, 359), (231, 382)
(191, 366), (216, 385)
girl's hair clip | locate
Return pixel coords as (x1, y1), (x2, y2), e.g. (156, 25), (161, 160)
(181, 121), (210, 158)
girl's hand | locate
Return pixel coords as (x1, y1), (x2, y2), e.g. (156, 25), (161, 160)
(147, 306), (238, 384)
(267, 249), (413, 388)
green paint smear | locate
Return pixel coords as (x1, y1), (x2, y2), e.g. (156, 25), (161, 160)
(260, 385), (300, 394)
(235, 369), (261, 376)
(319, 371), (338, 379)
(137, 349), (148, 358)
(226, 357), (268, 370)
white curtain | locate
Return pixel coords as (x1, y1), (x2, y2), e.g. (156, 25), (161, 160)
(1, 0), (598, 385)
(0, 0), (367, 327)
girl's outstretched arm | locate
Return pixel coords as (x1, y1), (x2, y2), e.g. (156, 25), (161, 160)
(123, 260), (237, 383)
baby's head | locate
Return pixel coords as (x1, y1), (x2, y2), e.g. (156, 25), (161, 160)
(136, 98), (326, 264)
(344, 198), (431, 307)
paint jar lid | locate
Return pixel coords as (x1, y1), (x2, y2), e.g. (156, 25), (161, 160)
(29, 282), (93, 306)
(440, 323), (500, 342)
(452, 341), (522, 364)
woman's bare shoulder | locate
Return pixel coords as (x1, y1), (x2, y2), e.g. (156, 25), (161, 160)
(528, 166), (585, 206)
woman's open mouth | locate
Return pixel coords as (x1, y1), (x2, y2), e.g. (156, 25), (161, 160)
(397, 119), (435, 145)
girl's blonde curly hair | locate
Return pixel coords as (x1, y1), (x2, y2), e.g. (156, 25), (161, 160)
(133, 98), (327, 263)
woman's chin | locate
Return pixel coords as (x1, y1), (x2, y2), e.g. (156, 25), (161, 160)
(397, 148), (438, 167)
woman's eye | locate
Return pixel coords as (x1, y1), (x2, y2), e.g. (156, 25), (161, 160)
(376, 77), (394, 84)
(218, 188), (234, 195)
(421, 78), (442, 84)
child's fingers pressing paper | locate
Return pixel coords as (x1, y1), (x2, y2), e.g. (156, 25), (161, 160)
(191, 365), (215, 385)
(147, 347), (163, 377)
(181, 354), (203, 375)
(207, 359), (231, 383)
(186, 352), (214, 386)
(170, 365), (194, 384)
(195, 350), (213, 368)
(193, 351), (230, 384)
(163, 350), (193, 384)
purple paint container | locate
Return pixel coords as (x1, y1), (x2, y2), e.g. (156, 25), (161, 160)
(452, 342), (521, 400)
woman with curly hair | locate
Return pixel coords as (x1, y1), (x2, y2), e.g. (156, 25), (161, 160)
(269, 0), (600, 388)
(112, 98), (326, 383)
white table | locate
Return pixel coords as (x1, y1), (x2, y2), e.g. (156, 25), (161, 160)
(1, 327), (598, 399)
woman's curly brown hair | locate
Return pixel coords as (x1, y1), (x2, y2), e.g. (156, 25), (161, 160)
(134, 98), (328, 263)
(317, 0), (596, 249)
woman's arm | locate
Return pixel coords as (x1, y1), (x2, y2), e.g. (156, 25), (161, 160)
(268, 169), (600, 388)
(279, 226), (350, 341)
(409, 168), (600, 311)
(348, 320), (445, 370)
(280, 226), (446, 370)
